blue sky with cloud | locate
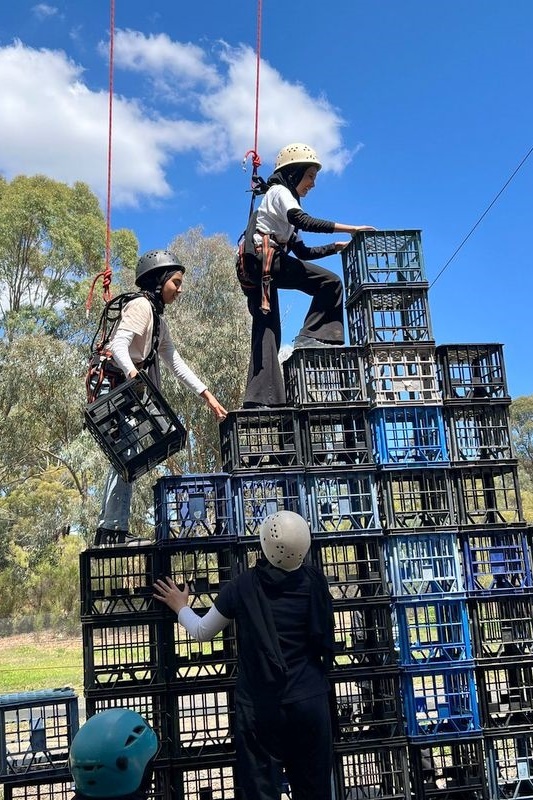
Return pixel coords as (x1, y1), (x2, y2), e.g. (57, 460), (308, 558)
(0, 0), (532, 395)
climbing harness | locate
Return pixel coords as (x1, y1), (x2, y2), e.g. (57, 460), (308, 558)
(85, 293), (161, 404)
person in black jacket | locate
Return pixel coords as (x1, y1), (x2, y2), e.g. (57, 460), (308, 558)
(240, 142), (375, 408)
(154, 510), (335, 800)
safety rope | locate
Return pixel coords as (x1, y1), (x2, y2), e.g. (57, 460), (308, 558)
(86, 0), (115, 316)
(242, 0), (263, 218)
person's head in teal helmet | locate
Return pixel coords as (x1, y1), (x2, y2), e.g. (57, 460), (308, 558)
(69, 709), (159, 800)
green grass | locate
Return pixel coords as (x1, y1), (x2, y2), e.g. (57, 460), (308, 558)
(0, 631), (84, 697)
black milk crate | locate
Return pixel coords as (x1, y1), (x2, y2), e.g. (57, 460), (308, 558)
(363, 343), (441, 406)
(332, 741), (412, 800)
(436, 343), (510, 402)
(299, 406), (372, 468)
(173, 685), (235, 760)
(409, 737), (487, 800)
(80, 545), (163, 619)
(394, 597), (472, 667)
(84, 687), (177, 759)
(3, 774), (73, 800)
(469, 592), (533, 662)
(461, 529), (533, 594)
(332, 599), (397, 672)
(0, 689), (79, 783)
(485, 731), (533, 800)
(331, 670), (405, 744)
(232, 470), (306, 536)
(306, 469), (380, 535)
(173, 755), (237, 800)
(453, 463), (523, 526)
(219, 408), (302, 473)
(401, 664), (480, 740)
(371, 405), (448, 467)
(342, 229), (426, 299)
(311, 535), (390, 600)
(165, 543), (238, 685)
(153, 473), (235, 541)
(84, 371), (187, 483)
(386, 531), (464, 597)
(82, 617), (167, 691)
(282, 346), (366, 406)
(346, 285), (433, 346)
(380, 469), (456, 530)
(444, 403), (513, 463)
(477, 661), (533, 732)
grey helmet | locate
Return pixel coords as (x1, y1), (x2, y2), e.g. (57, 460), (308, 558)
(135, 249), (185, 288)
(259, 511), (311, 571)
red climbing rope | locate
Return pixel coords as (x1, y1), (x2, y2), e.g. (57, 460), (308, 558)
(242, 0), (263, 182)
(86, 0), (115, 315)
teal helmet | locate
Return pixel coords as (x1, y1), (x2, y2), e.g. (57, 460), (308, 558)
(69, 709), (158, 798)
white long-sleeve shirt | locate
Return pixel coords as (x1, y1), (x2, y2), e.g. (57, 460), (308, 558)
(178, 605), (230, 641)
(109, 296), (207, 395)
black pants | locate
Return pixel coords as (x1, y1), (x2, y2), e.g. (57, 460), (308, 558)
(242, 252), (344, 407)
(234, 693), (333, 800)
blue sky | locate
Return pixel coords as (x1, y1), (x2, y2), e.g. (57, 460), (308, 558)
(1, 0), (532, 397)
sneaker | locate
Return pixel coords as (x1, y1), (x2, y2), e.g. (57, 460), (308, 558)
(293, 335), (340, 349)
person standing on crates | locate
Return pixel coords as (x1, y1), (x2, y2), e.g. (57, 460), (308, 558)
(154, 510), (335, 800)
(95, 249), (227, 546)
(237, 142), (375, 408)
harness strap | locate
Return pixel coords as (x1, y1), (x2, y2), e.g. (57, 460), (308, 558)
(259, 233), (275, 314)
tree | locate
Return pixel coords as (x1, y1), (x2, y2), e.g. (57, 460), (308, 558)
(510, 395), (533, 522)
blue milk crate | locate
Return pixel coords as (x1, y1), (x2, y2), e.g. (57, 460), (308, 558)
(342, 229), (426, 300)
(409, 737), (487, 800)
(401, 664), (480, 740)
(153, 473), (235, 541)
(453, 463), (523, 526)
(394, 597), (472, 666)
(478, 661), (533, 733)
(331, 599), (397, 672)
(232, 471), (306, 536)
(387, 532), (465, 597)
(219, 409), (302, 473)
(469, 593), (533, 662)
(436, 343), (510, 402)
(80, 545), (163, 619)
(331, 670), (405, 744)
(0, 689), (79, 782)
(371, 406), (448, 467)
(346, 285), (433, 347)
(299, 406), (372, 468)
(380, 468), (456, 530)
(461, 529), (533, 593)
(283, 346), (366, 406)
(485, 731), (533, 800)
(333, 743), (411, 800)
(363, 343), (441, 407)
(306, 469), (380, 535)
(84, 371), (187, 483)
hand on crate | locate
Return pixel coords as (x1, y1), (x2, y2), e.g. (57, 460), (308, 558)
(201, 389), (228, 422)
(153, 575), (190, 614)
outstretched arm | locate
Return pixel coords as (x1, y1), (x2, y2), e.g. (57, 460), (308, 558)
(154, 576), (230, 641)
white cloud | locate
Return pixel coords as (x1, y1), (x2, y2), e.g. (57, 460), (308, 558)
(32, 4), (59, 19)
(0, 33), (357, 207)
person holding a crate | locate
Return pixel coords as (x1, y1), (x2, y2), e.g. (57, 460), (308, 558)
(94, 249), (227, 546)
(154, 510), (335, 800)
(237, 142), (375, 408)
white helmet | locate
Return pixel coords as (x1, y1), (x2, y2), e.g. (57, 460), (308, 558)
(274, 143), (322, 172)
(259, 511), (311, 572)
